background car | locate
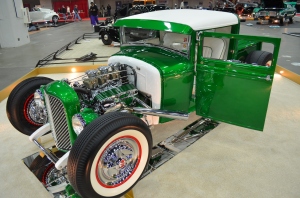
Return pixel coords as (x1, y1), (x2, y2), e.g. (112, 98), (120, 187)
(29, 8), (59, 23)
(256, 0), (297, 25)
(236, 2), (259, 22)
(215, 0), (258, 21)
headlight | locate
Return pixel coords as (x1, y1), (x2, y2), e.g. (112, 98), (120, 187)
(34, 90), (44, 107)
(72, 114), (86, 135)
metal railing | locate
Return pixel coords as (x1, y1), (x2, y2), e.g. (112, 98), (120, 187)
(35, 33), (108, 68)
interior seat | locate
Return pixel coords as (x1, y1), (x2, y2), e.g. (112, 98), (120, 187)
(202, 37), (226, 59)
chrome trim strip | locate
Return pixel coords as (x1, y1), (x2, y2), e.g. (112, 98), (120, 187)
(132, 107), (189, 120)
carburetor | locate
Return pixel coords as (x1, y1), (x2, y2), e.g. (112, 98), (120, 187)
(82, 63), (123, 90)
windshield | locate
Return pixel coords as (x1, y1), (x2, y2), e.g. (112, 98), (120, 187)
(121, 27), (191, 56)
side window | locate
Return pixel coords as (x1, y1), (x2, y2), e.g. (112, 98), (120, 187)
(202, 37), (227, 59)
(201, 27), (231, 60)
(162, 32), (190, 53)
(200, 33), (276, 68)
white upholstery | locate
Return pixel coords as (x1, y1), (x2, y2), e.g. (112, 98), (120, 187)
(202, 37), (226, 59)
(163, 33), (189, 51)
(146, 38), (160, 45)
(202, 46), (213, 58)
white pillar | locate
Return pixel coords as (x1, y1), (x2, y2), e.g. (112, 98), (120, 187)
(0, 0), (30, 48)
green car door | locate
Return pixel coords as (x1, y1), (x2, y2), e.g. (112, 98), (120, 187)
(195, 32), (281, 131)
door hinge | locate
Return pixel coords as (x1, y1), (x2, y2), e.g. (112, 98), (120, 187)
(265, 75), (272, 81)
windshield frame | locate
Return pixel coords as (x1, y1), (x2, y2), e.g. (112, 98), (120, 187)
(120, 27), (191, 58)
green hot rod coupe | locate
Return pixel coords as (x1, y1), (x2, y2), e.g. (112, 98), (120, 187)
(6, 9), (281, 198)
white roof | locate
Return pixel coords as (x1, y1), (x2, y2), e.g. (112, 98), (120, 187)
(120, 9), (239, 31)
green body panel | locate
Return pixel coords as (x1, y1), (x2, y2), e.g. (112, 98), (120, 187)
(44, 81), (80, 144)
(78, 108), (99, 126)
(196, 32), (281, 131)
(113, 46), (194, 115)
(65, 184), (81, 198)
(115, 19), (194, 34)
(253, 7), (262, 14)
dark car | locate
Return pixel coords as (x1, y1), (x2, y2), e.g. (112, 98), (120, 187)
(99, 4), (170, 45)
(215, 1), (258, 22)
(236, 2), (259, 21)
(214, 0), (235, 13)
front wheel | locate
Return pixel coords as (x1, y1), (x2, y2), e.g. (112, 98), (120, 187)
(68, 112), (152, 198)
(6, 77), (53, 136)
(29, 151), (65, 185)
(101, 31), (113, 45)
(52, 15), (59, 23)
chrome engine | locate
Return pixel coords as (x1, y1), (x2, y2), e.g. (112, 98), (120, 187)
(71, 63), (140, 114)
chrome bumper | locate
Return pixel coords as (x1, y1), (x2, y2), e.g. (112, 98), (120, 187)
(29, 123), (69, 170)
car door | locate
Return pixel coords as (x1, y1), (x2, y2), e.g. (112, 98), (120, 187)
(195, 31), (281, 131)
(30, 10), (44, 22)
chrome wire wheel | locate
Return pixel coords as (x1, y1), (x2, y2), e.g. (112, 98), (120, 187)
(68, 112), (152, 198)
(43, 164), (67, 187)
(89, 129), (149, 197)
(25, 94), (47, 126)
(6, 76), (53, 135)
(96, 136), (141, 187)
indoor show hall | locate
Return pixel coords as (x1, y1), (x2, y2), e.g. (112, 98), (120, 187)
(0, 0), (300, 198)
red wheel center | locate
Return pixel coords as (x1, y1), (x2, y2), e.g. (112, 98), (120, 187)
(23, 94), (42, 126)
(119, 159), (126, 169)
(96, 135), (142, 188)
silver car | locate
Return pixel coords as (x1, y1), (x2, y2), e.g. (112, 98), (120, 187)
(29, 8), (59, 23)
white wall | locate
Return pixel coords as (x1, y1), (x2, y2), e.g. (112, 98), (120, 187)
(0, 0), (30, 48)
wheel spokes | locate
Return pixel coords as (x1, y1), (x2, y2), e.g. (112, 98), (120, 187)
(96, 137), (140, 186)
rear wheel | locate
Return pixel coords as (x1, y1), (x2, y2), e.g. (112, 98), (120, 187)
(6, 77), (53, 136)
(245, 51), (273, 67)
(68, 112), (152, 198)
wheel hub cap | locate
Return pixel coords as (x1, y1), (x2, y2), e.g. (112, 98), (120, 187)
(96, 137), (140, 187)
(24, 95), (47, 126)
(104, 35), (108, 40)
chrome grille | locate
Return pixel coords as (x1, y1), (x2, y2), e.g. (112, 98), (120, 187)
(45, 93), (72, 150)
(259, 11), (267, 16)
(259, 11), (277, 17)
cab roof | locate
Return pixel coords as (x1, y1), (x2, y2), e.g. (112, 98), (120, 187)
(114, 9), (239, 34)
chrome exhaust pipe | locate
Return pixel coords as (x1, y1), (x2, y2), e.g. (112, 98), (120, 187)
(132, 107), (189, 120)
